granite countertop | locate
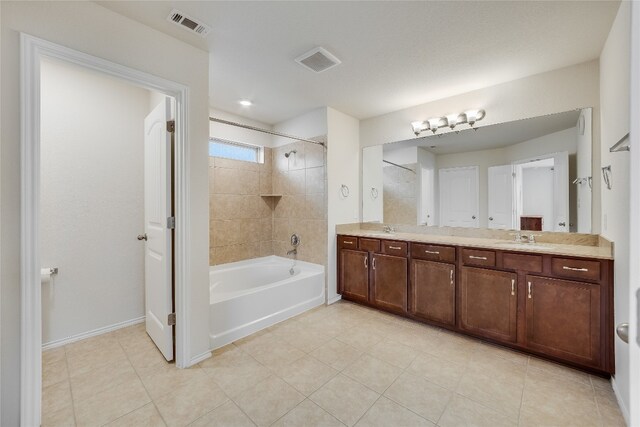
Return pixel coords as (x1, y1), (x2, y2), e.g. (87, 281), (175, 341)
(340, 230), (614, 260)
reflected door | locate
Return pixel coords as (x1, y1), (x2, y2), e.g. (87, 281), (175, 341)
(552, 151), (570, 232)
(439, 166), (479, 228)
(488, 165), (515, 229)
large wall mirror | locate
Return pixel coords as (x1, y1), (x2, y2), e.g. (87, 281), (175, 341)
(362, 108), (594, 233)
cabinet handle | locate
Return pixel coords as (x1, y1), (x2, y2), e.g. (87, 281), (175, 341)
(469, 256), (488, 260)
(450, 269), (454, 286)
(528, 281), (532, 299)
(343, 241), (354, 245)
(389, 246), (402, 250)
(372, 258), (376, 270)
(364, 257), (368, 269)
(425, 250), (440, 255)
(563, 266), (588, 272)
(511, 279), (515, 296)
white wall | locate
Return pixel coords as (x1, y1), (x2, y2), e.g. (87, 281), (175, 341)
(209, 108), (274, 148)
(362, 145), (383, 223)
(504, 127), (577, 162)
(383, 146), (418, 165)
(0, 3), (210, 424)
(272, 108), (328, 147)
(417, 148), (436, 225)
(577, 109), (593, 233)
(40, 59), (150, 345)
(327, 107), (360, 302)
(599, 1), (632, 421)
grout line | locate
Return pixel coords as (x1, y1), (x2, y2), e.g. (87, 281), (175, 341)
(62, 345), (78, 426)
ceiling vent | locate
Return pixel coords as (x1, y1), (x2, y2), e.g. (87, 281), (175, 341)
(167, 9), (212, 37)
(295, 47), (341, 73)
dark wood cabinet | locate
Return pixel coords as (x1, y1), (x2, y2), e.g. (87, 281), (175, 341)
(340, 249), (370, 303)
(337, 234), (614, 375)
(525, 275), (601, 367)
(459, 267), (518, 343)
(370, 254), (407, 314)
(410, 260), (455, 326)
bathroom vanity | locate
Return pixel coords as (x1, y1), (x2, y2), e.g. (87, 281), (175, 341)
(337, 231), (614, 375)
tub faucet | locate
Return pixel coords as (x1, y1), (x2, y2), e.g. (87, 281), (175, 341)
(287, 248), (297, 256)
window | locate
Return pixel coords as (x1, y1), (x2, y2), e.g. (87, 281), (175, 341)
(209, 138), (263, 163)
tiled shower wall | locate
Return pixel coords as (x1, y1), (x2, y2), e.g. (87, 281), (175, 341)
(209, 148), (274, 265)
(209, 140), (327, 268)
(383, 162), (417, 225)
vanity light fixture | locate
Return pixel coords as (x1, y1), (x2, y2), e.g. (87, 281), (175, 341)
(411, 109), (485, 136)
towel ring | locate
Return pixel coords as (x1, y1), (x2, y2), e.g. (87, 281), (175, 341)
(340, 184), (350, 198)
(370, 187), (379, 199)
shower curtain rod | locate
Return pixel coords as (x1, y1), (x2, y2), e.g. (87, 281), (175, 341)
(383, 159), (416, 173)
(209, 117), (326, 147)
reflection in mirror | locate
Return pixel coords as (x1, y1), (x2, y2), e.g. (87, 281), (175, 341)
(362, 108), (594, 233)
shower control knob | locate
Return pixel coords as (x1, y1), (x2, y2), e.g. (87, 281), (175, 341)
(137, 234), (147, 241)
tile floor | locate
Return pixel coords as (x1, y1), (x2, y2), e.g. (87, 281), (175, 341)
(42, 301), (626, 427)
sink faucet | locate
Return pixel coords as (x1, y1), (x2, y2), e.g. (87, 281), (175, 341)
(383, 225), (396, 234)
(510, 232), (522, 242)
(525, 234), (541, 244)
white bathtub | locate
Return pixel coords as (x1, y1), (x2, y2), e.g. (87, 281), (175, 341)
(209, 256), (325, 349)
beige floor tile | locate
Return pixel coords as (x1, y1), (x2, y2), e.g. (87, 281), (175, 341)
(43, 358), (69, 388)
(70, 359), (138, 402)
(406, 353), (464, 390)
(527, 356), (591, 386)
(74, 377), (151, 427)
(391, 327), (440, 355)
(465, 351), (527, 383)
(128, 345), (170, 371)
(272, 399), (344, 427)
(106, 403), (166, 427)
(335, 325), (385, 351)
(342, 354), (402, 394)
(251, 340), (306, 371)
(234, 375), (305, 426)
(139, 363), (207, 400)
(189, 400), (254, 427)
(456, 368), (523, 420)
(155, 375), (229, 427)
(202, 352), (271, 398)
(119, 333), (159, 356)
(438, 394), (516, 427)
(590, 374), (612, 390)
(199, 344), (252, 369)
(310, 374), (379, 427)
(43, 347), (67, 366)
(519, 407), (599, 427)
(43, 380), (73, 416)
(281, 325), (334, 352)
(65, 333), (120, 359)
(311, 339), (363, 371)
(234, 330), (278, 356)
(594, 386), (626, 426)
(475, 342), (529, 366)
(66, 344), (128, 378)
(274, 354), (338, 396)
(42, 403), (76, 427)
(355, 396), (433, 427)
(384, 372), (451, 423)
(366, 339), (417, 369)
(425, 333), (478, 366)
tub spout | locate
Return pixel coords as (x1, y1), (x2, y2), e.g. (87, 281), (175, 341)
(287, 249), (297, 256)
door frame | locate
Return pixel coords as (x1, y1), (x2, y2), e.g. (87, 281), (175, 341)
(20, 34), (193, 425)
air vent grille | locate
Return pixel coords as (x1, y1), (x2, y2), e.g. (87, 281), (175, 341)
(295, 47), (341, 73)
(167, 9), (211, 37)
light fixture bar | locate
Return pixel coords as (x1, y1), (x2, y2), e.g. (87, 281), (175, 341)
(411, 109), (485, 136)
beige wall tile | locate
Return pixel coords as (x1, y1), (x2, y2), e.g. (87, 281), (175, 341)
(306, 167), (325, 194)
(288, 169), (306, 195)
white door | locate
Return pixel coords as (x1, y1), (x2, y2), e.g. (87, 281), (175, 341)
(144, 98), (174, 361)
(488, 165), (515, 230)
(552, 151), (570, 232)
(439, 166), (479, 228)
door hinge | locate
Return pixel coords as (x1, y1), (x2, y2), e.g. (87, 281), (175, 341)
(166, 120), (175, 133)
(168, 313), (176, 326)
(167, 216), (176, 229)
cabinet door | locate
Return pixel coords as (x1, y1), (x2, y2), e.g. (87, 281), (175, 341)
(459, 267), (518, 343)
(410, 260), (455, 326)
(525, 276), (601, 367)
(371, 254), (407, 314)
(340, 249), (369, 303)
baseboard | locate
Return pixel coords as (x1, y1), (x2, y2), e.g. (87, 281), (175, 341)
(190, 350), (212, 367)
(42, 316), (145, 351)
(327, 295), (342, 305)
(611, 375), (630, 426)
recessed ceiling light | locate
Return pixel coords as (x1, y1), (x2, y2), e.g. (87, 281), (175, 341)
(239, 99), (252, 107)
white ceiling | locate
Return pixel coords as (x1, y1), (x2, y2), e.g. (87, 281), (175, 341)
(384, 109), (581, 155)
(99, 1), (619, 125)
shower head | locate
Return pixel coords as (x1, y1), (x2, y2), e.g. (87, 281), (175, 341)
(284, 150), (297, 158)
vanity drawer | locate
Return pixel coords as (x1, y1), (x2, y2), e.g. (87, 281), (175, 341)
(382, 240), (408, 257)
(551, 257), (601, 282)
(338, 235), (358, 250)
(503, 253), (543, 273)
(462, 248), (496, 267)
(411, 243), (456, 263)
(359, 238), (381, 252)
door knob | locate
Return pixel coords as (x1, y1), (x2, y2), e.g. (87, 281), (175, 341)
(472, 215), (476, 219)
(489, 217), (494, 221)
(137, 234), (147, 241)
(616, 323), (629, 343)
